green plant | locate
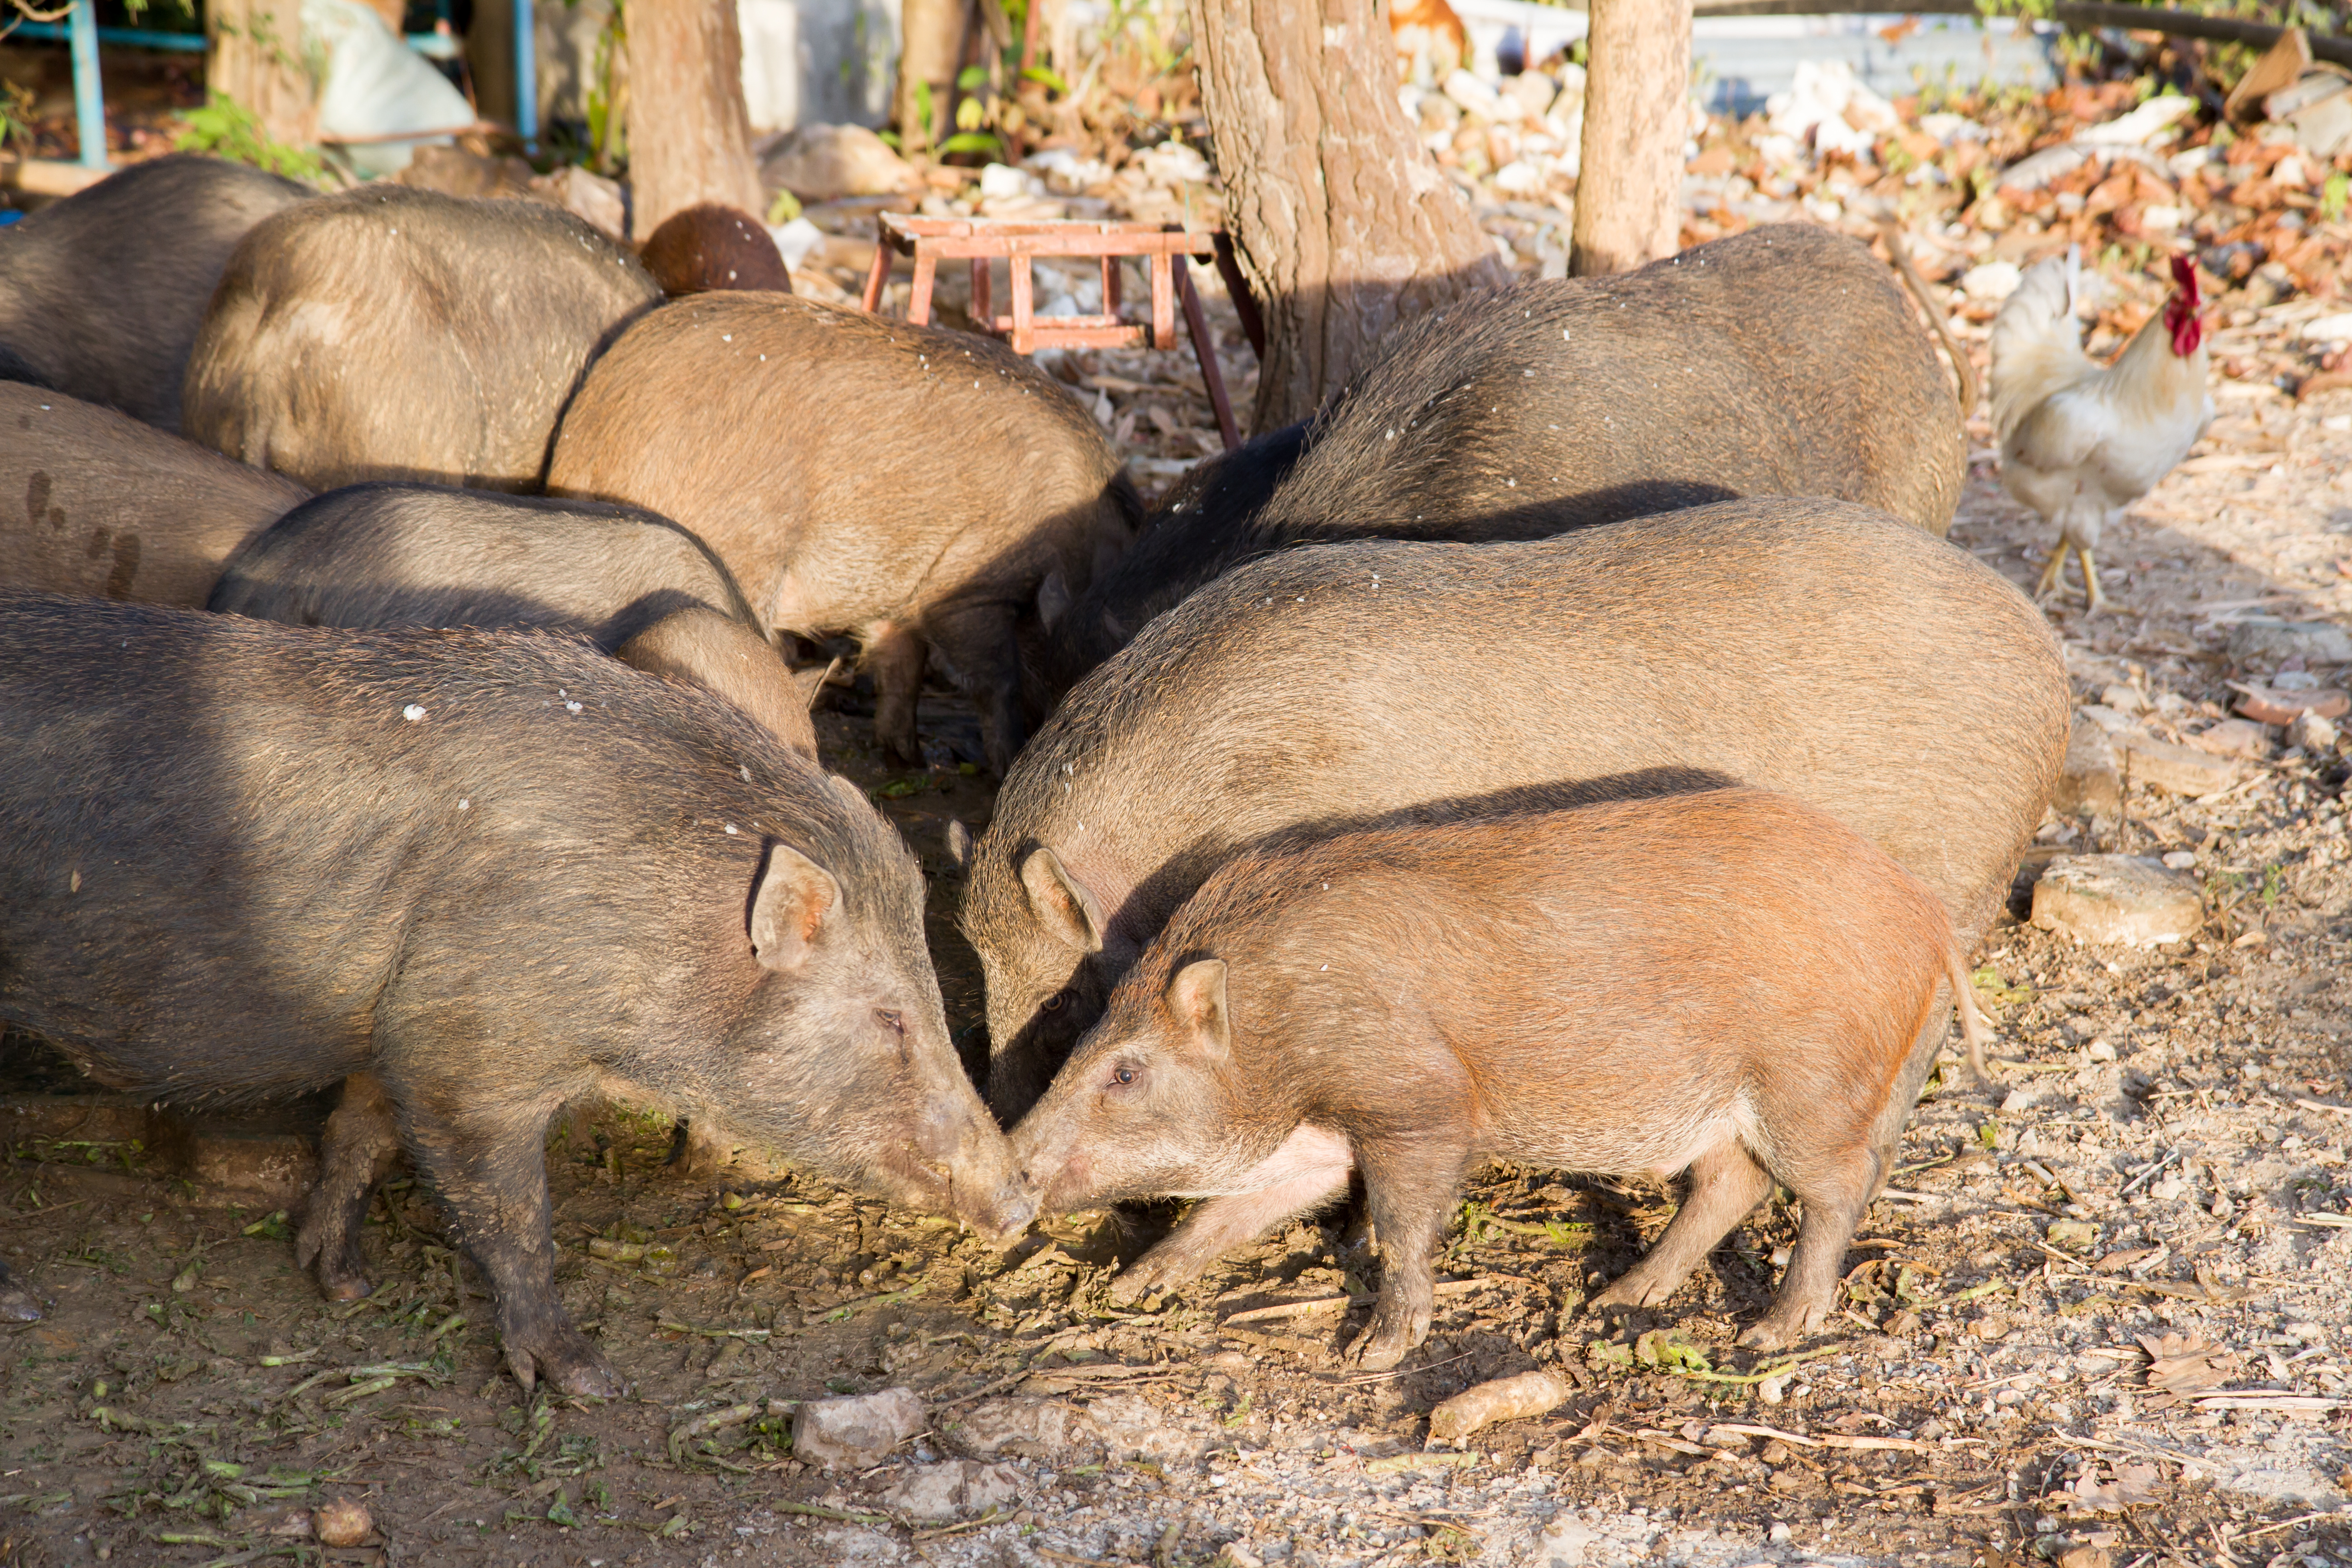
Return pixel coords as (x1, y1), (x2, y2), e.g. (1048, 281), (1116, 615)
(2324, 171), (2350, 224)
(174, 92), (327, 184)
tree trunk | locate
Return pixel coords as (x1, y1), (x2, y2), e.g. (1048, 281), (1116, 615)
(1570, 0), (1692, 277)
(625, 0), (764, 240)
(897, 0), (966, 153)
(1191, 0), (1507, 435)
(206, 0), (315, 147)
(466, 0), (518, 131)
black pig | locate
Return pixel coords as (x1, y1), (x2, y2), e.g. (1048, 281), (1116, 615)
(1044, 224), (1964, 693)
(0, 154), (311, 432)
(0, 594), (1027, 1394)
(210, 482), (815, 751)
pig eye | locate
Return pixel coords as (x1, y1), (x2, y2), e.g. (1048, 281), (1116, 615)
(876, 1009), (904, 1033)
(1112, 1067), (1135, 1087)
(1041, 991), (1068, 1013)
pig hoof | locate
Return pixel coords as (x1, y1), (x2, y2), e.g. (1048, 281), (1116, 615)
(1735, 1316), (1814, 1352)
(510, 1332), (628, 1401)
(1346, 1328), (1411, 1372)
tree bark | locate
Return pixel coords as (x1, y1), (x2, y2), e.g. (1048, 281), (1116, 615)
(1191, 0), (1508, 435)
(206, 0), (315, 147)
(625, 0), (764, 240)
(466, 0), (518, 131)
(896, 0), (967, 153)
(1570, 0), (1692, 277)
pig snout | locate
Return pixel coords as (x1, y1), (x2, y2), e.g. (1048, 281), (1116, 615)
(916, 1087), (1037, 1240)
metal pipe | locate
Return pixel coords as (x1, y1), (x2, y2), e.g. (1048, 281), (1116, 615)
(514, 0), (537, 145)
(8, 21), (205, 50)
(68, 0), (106, 171)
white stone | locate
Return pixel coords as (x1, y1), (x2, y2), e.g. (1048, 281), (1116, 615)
(876, 1459), (1022, 1521)
(1443, 68), (1510, 121)
(2289, 710), (2340, 753)
(1961, 261), (2023, 302)
(791, 1387), (926, 1469)
(2031, 855), (2204, 948)
(1529, 1512), (1601, 1565)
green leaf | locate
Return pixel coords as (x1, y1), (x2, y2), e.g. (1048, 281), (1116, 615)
(956, 63), (988, 90)
(1020, 64), (1069, 94)
(938, 131), (1003, 157)
(764, 189), (802, 225)
(1632, 1329), (1712, 1375)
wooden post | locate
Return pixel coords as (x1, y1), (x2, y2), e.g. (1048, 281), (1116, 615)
(625, 0), (763, 241)
(1571, 0), (1694, 277)
(206, 0), (316, 147)
(1189, 0), (1506, 433)
(466, 0), (519, 130)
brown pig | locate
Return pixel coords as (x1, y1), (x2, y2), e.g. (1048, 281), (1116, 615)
(181, 185), (660, 492)
(0, 382), (310, 603)
(546, 293), (1139, 774)
(1009, 788), (1990, 1368)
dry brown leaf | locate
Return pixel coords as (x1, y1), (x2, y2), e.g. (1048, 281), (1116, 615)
(2138, 1330), (2232, 1405)
(2064, 1462), (2167, 1514)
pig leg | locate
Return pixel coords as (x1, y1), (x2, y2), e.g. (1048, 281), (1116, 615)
(923, 602), (1027, 776)
(865, 621), (928, 768)
(400, 1096), (625, 1399)
(1112, 1123), (1356, 1299)
(297, 1072), (406, 1301)
(1738, 1145), (1878, 1350)
(1590, 1141), (1773, 1314)
(1350, 1138), (1475, 1372)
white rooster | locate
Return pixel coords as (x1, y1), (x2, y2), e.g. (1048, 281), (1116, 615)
(1990, 250), (2213, 614)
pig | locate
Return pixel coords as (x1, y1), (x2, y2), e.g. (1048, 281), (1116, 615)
(546, 293), (1140, 774)
(1010, 789), (1991, 1367)
(0, 592), (1029, 1395)
(0, 382), (311, 603)
(0, 154), (312, 433)
(960, 497), (2067, 1122)
(639, 202), (792, 296)
(209, 482), (816, 753)
(1044, 223), (1965, 694)
(181, 184), (661, 492)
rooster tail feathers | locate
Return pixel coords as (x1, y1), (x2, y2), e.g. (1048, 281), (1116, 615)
(1989, 255), (2093, 444)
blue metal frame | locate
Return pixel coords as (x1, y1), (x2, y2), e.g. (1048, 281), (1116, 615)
(27, 2), (538, 176)
(68, 0), (107, 168)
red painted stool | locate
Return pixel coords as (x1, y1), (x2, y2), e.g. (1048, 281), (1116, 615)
(860, 213), (1253, 451)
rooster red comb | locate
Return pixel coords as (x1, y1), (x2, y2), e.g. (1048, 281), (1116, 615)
(2164, 255), (2204, 357)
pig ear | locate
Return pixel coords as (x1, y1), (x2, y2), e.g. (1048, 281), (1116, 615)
(749, 843), (843, 972)
(1166, 959), (1230, 1062)
(1036, 569), (1072, 632)
(1019, 846), (1105, 955)
(945, 818), (973, 872)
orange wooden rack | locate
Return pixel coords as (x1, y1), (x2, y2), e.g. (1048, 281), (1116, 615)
(860, 213), (1245, 451)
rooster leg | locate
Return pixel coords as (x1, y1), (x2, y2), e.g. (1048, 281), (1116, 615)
(2035, 543), (2072, 601)
(2079, 548), (2108, 616)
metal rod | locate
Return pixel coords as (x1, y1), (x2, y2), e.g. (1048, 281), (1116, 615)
(68, 0), (105, 171)
(514, 0), (537, 146)
(1688, 0), (2352, 67)
(7, 21), (204, 50)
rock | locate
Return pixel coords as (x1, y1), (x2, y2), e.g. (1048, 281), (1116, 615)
(2111, 730), (2239, 798)
(1429, 1370), (1574, 1442)
(1960, 260), (2023, 302)
(2234, 684), (2350, 725)
(2046, 1218), (2100, 1253)
(938, 1394), (1202, 1466)
(760, 123), (911, 201)
(2288, 710), (2340, 752)
(0, 1258), (44, 1323)
(1501, 71), (1559, 120)
(2161, 850), (2197, 870)
(937, 1397), (1105, 1464)
(791, 1387), (927, 1469)
(311, 1499), (371, 1547)
(2186, 717), (2272, 759)
(1443, 68), (1510, 121)
(2226, 617), (2352, 669)
(876, 1459), (1022, 1522)
(529, 165), (627, 242)
(1530, 1511), (1602, 1565)
(393, 144), (537, 199)
(2031, 855), (2204, 948)
(2053, 713), (2121, 815)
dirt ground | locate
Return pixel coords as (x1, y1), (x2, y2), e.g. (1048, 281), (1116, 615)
(7, 262), (2352, 1568)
